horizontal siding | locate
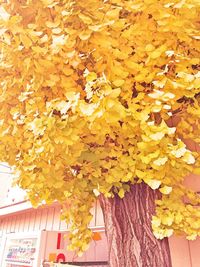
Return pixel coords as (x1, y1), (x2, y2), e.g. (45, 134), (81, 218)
(0, 203), (200, 267)
(0, 203), (104, 233)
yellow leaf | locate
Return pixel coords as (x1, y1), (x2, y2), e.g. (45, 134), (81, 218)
(106, 9), (120, 19)
(162, 92), (175, 101)
(63, 67), (74, 76)
(118, 188), (125, 198)
(145, 44), (155, 52)
(86, 72), (97, 82)
(150, 49), (163, 59)
(159, 186), (172, 195)
(175, 213), (183, 224)
(168, 127), (176, 135)
(79, 102), (99, 116)
(78, 251), (84, 257)
(186, 234), (197, 241)
(148, 90), (164, 99)
(113, 79), (125, 87)
(78, 13), (93, 24)
(93, 189), (100, 197)
(79, 30), (92, 40)
(162, 216), (173, 226)
(171, 147), (186, 158)
(152, 216), (161, 227)
(45, 20), (60, 28)
(183, 153), (195, 164)
(164, 229), (174, 238)
(0, 6), (10, 21)
(52, 34), (66, 47)
(146, 179), (161, 190)
(20, 34), (32, 48)
(52, 27), (62, 34)
(153, 157), (168, 166)
(121, 172), (132, 182)
(149, 132), (165, 141)
(136, 170), (146, 178)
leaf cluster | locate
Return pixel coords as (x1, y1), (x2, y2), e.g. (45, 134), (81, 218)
(0, 0), (200, 252)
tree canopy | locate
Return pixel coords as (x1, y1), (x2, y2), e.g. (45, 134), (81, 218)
(0, 0), (200, 253)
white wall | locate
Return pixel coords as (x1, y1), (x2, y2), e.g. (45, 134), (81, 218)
(0, 164), (13, 207)
(0, 163), (26, 207)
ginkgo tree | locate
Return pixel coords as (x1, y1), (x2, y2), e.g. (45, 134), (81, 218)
(0, 0), (200, 266)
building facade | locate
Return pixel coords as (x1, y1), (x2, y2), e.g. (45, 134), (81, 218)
(0, 163), (199, 266)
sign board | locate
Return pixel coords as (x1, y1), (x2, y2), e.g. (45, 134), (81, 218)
(43, 230), (108, 263)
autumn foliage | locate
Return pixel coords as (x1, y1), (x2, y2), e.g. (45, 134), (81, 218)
(0, 0), (200, 252)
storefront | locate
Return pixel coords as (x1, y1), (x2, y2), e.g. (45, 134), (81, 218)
(0, 229), (108, 267)
(0, 163), (200, 267)
(0, 199), (107, 267)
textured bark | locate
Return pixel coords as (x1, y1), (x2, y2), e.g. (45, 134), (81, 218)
(99, 183), (172, 267)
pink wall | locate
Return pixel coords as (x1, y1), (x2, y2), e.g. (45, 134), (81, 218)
(0, 202), (200, 267)
(0, 202), (104, 234)
(169, 236), (200, 267)
(0, 202), (107, 265)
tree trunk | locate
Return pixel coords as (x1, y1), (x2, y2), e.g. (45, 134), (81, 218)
(99, 183), (172, 267)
